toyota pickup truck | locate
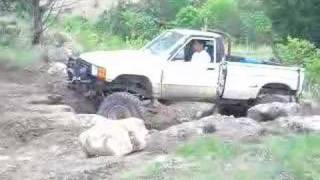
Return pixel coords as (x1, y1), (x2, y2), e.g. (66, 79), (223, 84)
(67, 29), (304, 119)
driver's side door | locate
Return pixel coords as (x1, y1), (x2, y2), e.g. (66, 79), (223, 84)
(161, 37), (219, 101)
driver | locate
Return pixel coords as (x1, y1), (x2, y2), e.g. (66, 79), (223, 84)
(191, 40), (211, 63)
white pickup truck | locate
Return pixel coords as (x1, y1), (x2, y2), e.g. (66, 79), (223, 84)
(67, 29), (304, 119)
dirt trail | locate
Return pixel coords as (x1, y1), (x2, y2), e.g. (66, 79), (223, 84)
(0, 64), (159, 179)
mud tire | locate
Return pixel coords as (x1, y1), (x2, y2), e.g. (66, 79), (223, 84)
(97, 92), (147, 120)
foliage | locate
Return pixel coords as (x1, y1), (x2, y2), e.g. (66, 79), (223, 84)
(0, 16), (42, 67)
(174, 6), (202, 28)
(240, 10), (272, 44)
(121, 10), (159, 40)
(276, 37), (318, 66)
(276, 37), (320, 98)
(263, 0), (320, 46)
(59, 16), (127, 51)
(138, 0), (193, 21)
(122, 135), (320, 180)
(200, 0), (241, 32)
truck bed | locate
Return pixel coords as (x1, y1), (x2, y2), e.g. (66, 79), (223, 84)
(221, 61), (301, 100)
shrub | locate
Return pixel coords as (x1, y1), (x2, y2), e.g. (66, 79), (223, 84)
(121, 10), (159, 40)
(174, 6), (202, 28)
(275, 37), (320, 98)
(275, 37), (318, 66)
(57, 16), (128, 51)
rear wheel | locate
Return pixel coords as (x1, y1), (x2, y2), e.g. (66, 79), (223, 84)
(97, 92), (148, 120)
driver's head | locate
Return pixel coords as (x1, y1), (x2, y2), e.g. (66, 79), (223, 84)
(193, 40), (205, 52)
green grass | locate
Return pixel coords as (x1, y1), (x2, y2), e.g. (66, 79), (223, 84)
(0, 46), (42, 68)
(121, 134), (320, 180)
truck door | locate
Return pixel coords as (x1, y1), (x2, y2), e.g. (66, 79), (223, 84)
(161, 37), (219, 101)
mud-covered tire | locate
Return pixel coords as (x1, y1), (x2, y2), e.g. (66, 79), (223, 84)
(97, 92), (147, 120)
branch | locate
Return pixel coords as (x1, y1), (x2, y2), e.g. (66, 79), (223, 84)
(41, 0), (58, 9)
(42, 0), (66, 32)
(42, 0), (59, 24)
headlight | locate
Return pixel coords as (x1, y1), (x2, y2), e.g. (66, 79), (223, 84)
(92, 65), (106, 80)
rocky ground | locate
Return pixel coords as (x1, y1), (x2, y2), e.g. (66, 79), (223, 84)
(0, 63), (319, 180)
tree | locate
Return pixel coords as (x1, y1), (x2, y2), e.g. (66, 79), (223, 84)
(14, 0), (72, 45)
(263, 0), (320, 46)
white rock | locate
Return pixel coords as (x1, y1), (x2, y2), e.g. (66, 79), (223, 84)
(248, 102), (301, 121)
(79, 118), (149, 157)
(115, 118), (149, 151)
(47, 62), (67, 75)
(75, 114), (106, 129)
(277, 116), (320, 132)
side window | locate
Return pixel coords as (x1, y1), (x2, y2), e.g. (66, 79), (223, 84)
(173, 38), (216, 63)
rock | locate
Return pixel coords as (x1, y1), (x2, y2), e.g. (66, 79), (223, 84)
(146, 115), (263, 153)
(79, 118), (149, 157)
(47, 62), (67, 75)
(75, 114), (106, 129)
(277, 116), (320, 132)
(300, 100), (320, 115)
(117, 118), (149, 151)
(248, 102), (301, 121)
(146, 101), (215, 130)
(210, 115), (263, 139)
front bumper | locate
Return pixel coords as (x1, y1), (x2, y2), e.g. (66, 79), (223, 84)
(66, 57), (107, 97)
(67, 57), (93, 84)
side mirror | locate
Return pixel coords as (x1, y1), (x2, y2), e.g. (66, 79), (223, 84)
(173, 50), (185, 61)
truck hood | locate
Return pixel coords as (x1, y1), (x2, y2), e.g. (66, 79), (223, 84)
(79, 50), (161, 67)
(79, 50), (164, 83)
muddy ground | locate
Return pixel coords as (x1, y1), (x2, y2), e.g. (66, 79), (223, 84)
(0, 63), (316, 180)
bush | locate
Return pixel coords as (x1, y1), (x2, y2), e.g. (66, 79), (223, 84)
(276, 37), (320, 98)
(121, 10), (159, 40)
(174, 6), (202, 28)
(276, 37), (318, 66)
(58, 16), (127, 51)
(200, 0), (242, 37)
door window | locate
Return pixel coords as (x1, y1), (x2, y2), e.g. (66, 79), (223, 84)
(172, 38), (216, 63)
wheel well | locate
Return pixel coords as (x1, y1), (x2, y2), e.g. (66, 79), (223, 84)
(108, 75), (153, 98)
(259, 83), (295, 95)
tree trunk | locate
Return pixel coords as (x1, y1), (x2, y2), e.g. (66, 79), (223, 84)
(31, 0), (43, 45)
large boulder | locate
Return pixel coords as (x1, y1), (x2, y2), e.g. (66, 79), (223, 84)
(248, 102), (301, 122)
(277, 116), (320, 132)
(79, 117), (149, 157)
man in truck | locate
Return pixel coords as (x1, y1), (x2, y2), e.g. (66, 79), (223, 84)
(191, 40), (211, 63)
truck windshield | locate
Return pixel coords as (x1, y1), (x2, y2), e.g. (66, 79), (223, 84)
(144, 31), (184, 58)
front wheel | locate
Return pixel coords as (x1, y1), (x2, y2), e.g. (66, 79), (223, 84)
(97, 92), (148, 120)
